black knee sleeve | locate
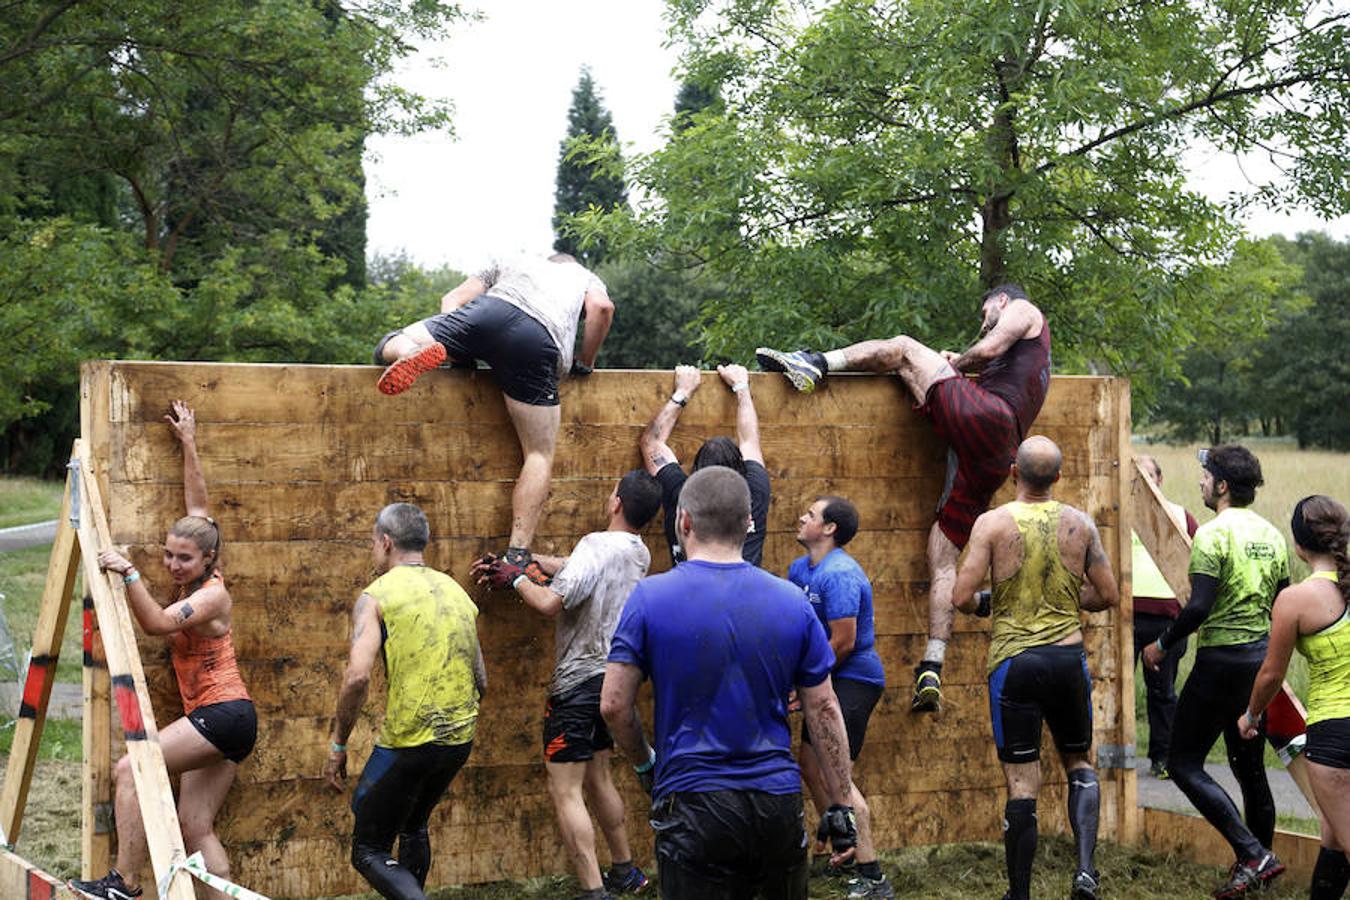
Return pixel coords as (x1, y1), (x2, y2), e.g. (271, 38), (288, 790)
(373, 330), (401, 365)
(1004, 798), (1038, 900)
(399, 827), (431, 888)
(352, 840), (428, 900)
(1311, 847), (1350, 900)
(1067, 769), (1100, 874)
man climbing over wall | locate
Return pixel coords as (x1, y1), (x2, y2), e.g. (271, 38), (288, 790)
(757, 284), (1051, 712)
(373, 252), (614, 584)
(638, 363), (772, 567)
(601, 467), (859, 899)
(474, 470), (663, 900)
(322, 503), (487, 900)
(788, 496), (892, 898)
(952, 436), (1118, 900)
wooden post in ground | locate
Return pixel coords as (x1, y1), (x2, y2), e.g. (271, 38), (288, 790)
(71, 441), (195, 900)
(0, 466), (80, 845)
(1130, 455), (1320, 814)
(82, 589), (112, 878)
(1109, 380), (1140, 843)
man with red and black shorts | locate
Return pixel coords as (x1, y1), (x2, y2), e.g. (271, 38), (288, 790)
(475, 470), (662, 900)
(374, 252), (615, 583)
(757, 284), (1051, 712)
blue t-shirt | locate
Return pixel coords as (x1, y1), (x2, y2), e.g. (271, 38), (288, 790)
(787, 549), (885, 688)
(608, 560), (835, 800)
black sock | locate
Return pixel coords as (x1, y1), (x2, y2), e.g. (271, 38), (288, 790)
(1068, 768), (1100, 874)
(609, 859), (634, 879)
(857, 860), (883, 880)
(1004, 798), (1037, 900)
(1310, 847), (1350, 900)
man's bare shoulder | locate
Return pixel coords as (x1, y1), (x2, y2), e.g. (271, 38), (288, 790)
(974, 504), (1016, 538)
(1007, 298), (1044, 336)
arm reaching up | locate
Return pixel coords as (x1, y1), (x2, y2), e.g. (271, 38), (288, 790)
(166, 400), (208, 518)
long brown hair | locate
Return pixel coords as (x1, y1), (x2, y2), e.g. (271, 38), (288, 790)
(1291, 495), (1350, 605)
(168, 515), (221, 593)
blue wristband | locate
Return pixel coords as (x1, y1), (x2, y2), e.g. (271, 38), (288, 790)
(122, 569), (141, 585)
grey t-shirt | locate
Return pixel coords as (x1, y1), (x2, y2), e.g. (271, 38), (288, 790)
(477, 254), (607, 375)
(549, 530), (650, 696)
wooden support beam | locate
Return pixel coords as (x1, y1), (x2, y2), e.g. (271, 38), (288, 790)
(1109, 380), (1139, 844)
(72, 442), (196, 900)
(81, 591), (112, 879)
(0, 467), (80, 845)
(0, 845), (73, 898)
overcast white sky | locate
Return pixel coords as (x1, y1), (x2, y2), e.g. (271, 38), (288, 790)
(364, 0), (1348, 272)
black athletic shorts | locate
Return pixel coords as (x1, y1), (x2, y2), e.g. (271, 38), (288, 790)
(1305, 717), (1350, 769)
(988, 644), (1092, 764)
(420, 295), (560, 406)
(186, 699), (258, 763)
(651, 789), (808, 900)
(542, 673), (613, 763)
(800, 677), (883, 761)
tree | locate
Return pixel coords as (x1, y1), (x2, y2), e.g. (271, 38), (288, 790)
(573, 0), (1350, 397)
(593, 257), (713, 368)
(553, 68), (628, 267)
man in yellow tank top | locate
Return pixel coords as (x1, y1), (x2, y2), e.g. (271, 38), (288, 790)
(321, 503), (487, 900)
(952, 436), (1118, 900)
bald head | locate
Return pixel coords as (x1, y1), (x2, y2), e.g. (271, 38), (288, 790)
(1015, 436), (1062, 491)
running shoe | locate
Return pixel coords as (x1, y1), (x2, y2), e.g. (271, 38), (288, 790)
(1071, 869), (1100, 900)
(68, 870), (142, 900)
(501, 547), (552, 587)
(1212, 852), (1285, 898)
(603, 864), (650, 894)
(1149, 759), (1170, 780)
(911, 665), (941, 713)
(755, 348), (827, 393)
(846, 874), (896, 899)
(377, 342), (446, 395)
(820, 856), (857, 879)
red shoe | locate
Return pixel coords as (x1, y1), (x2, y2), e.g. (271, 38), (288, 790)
(377, 343), (446, 395)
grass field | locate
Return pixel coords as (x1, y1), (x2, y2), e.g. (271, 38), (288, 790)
(0, 477), (63, 529)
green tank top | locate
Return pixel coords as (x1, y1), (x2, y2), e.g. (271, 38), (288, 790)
(1295, 571), (1350, 726)
(365, 565), (480, 748)
(1187, 507), (1289, 648)
(988, 501), (1084, 672)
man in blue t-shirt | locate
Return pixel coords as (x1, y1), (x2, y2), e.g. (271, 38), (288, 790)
(787, 496), (891, 898)
(601, 466), (859, 899)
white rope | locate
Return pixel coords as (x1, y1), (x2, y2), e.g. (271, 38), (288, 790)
(157, 851), (270, 900)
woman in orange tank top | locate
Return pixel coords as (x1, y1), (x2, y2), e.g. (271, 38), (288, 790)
(70, 401), (256, 900)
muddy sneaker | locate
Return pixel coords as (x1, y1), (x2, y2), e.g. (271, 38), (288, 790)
(377, 343), (446, 395)
(68, 870), (142, 900)
(911, 664), (941, 713)
(846, 874), (896, 898)
(1149, 759), (1170, 780)
(1213, 852), (1285, 898)
(755, 348), (827, 393)
(603, 864), (650, 894)
(1071, 869), (1100, 899)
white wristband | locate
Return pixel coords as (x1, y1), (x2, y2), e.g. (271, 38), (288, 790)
(670, 391), (688, 407)
(731, 382), (749, 394)
(512, 574), (527, 590)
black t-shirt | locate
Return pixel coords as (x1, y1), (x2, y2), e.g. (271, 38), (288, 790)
(656, 460), (771, 567)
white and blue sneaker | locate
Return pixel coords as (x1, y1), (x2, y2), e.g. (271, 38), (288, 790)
(755, 348), (827, 393)
(69, 869), (142, 900)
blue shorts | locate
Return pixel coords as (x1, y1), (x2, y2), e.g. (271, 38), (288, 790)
(988, 644), (1092, 763)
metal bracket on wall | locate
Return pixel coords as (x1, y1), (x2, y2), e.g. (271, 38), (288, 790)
(67, 458), (82, 530)
(1097, 743), (1137, 769)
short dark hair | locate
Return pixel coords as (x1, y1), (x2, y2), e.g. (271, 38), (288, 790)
(617, 469), (662, 529)
(981, 283), (1028, 304)
(1206, 445), (1263, 507)
(375, 503), (430, 552)
(678, 466), (750, 546)
(692, 436), (746, 478)
(818, 496), (859, 547)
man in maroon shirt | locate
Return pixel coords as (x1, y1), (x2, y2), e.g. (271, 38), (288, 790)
(757, 284), (1051, 713)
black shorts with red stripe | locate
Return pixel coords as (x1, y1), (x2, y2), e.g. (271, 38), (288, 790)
(542, 673), (613, 763)
(921, 375), (1019, 548)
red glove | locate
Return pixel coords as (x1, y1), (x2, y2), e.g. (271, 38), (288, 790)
(482, 558), (524, 590)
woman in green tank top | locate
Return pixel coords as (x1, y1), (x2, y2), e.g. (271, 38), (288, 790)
(1241, 495), (1350, 897)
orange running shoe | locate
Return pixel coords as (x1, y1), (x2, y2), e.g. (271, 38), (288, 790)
(377, 343), (446, 395)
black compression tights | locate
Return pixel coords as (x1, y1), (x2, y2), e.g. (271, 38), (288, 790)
(1167, 644), (1274, 861)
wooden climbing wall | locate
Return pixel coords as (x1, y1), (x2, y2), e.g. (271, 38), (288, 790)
(80, 361), (1134, 898)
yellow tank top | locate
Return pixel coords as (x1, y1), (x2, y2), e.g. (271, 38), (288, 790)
(1295, 571), (1350, 726)
(365, 565), (481, 748)
(988, 501), (1084, 672)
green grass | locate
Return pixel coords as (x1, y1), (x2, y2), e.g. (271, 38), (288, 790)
(1130, 438), (1350, 769)
(0, 476), (63, 529)
(0, 717), (83, 762)
(0, 543), (85, 683)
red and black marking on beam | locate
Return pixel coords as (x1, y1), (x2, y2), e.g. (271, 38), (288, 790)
(111, 674), (146, 741)
(17, 654), (56, 720)
(82, 594), (93, 667)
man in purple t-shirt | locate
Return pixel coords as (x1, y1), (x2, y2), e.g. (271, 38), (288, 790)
(601, 466), (858, 899)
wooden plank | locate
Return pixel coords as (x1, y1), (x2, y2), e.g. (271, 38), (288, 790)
(0, 845), (75, 899)
(73, 445), (196, 900)
(1130, 456), (1193, 601)
(0, 471), (79, 844)
(1143, 808), (1322, 882)
(81, 592), (112, 879)
(1110, 379), (1139, 844)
